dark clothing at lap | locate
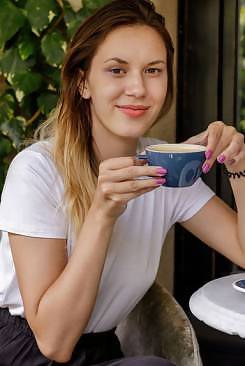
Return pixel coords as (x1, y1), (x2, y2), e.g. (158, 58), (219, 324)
(0, 308), (175, 366)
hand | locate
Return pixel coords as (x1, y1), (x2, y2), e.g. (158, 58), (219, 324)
(91, 156), (167, 222)
(184, 121), (245, 173)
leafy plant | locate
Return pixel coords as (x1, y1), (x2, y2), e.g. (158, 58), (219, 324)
(0, 0), (110, 191)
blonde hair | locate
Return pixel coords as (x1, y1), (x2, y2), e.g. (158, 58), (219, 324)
(35, 0), (174, 238)
(34, 104), (98, 239)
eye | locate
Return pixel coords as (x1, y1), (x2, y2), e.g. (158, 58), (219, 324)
(145, 68), (162, 74)
(110, 68), (126, 75)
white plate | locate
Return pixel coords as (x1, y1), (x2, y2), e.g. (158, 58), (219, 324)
(232, 279), (245, 293)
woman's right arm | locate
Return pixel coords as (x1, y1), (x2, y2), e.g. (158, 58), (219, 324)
(9, 156), (165, 362)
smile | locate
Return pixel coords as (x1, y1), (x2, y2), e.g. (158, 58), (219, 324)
(116, 105), (150, 118)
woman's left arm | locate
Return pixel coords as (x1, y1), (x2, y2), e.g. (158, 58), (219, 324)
(181, 121), (245, 268)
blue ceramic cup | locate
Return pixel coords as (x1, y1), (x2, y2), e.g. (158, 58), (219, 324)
(139, 143), (206, 188)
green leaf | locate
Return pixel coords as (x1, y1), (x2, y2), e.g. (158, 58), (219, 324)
(240, 120), (245, 133)
(13, 0), (28, 7)
(19, 94), (36, 119)
(0, 93), (16, 124)
(18, 31), (38, 60)
(0, 136), (12, 158)
(41, 31), (66, 67)
(0, 76), (8, 95)
(25, 0), (60, 36)
(0, 48), (28, 80)
(84, 0), (111, 10)
(12, 72), (43, 99)
(37, 92), (59, 114)
(46, 66), (61, 89)
(0, 116), (26, 149)
(0, 0), (26, 48)
(64, 1), (91, 38)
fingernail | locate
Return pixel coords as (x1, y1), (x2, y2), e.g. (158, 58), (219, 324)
(155, 178), (166, 185)
(205, 149), (213, 160)
(156, 167), (167, 175)
(202, 162), (210, 174)
(217, 154), (226, 164)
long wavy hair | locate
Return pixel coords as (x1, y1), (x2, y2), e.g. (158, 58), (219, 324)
(35, 0), (174, 238)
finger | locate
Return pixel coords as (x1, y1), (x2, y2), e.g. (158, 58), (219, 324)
(101, 177), (166, 195)
(99, 156), (146, 172)
(217, 133), (244, 163)
(183, 130), (209, 146)
(100, 165), (167, 183)
(203, 125), (236, 172)
(205, 121), (225, 160)
(110, 185), (161, 203)
(225, 147), (245, 167)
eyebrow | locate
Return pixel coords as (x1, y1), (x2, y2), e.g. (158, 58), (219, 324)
(104, 57), (166, 65)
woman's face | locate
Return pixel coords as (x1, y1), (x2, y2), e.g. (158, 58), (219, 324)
(82, 25), (168, 140)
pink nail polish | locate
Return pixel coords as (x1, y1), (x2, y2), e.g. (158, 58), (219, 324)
(155, 178), (166, 185)
(217, 154), (226, 164)
(205, 150), (213, 160)
(202, 163), (210, 174)
(156, 167), (167, 175)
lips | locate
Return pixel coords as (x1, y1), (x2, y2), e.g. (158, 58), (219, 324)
(116, 105), (150, 117)
(117, 105), (149, 110)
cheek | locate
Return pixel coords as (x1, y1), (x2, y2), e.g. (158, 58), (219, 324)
(90, 71), (124, 98)
(91, 82), (123, 106)
(150, 84), (167, 105)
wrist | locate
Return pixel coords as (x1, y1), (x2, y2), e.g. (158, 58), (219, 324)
(88, 203), (117, 227)
(223, 165), (245, 179)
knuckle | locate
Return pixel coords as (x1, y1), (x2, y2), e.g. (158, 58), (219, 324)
(99, 161), (106, 172)
(112, 197), (125, 205)
(237, 132), (245, 142)
(232, 139), (243, 153)
(130, 156), (136, 165)
(215, 121), (225, 127)
(209, 121), (224, 130)
(130, 180), (138, 191)
(97, 174), (106, 184)
(128, 166), (136, 175)
(226, 126), (236, 135)
(101, 183), (112, 195)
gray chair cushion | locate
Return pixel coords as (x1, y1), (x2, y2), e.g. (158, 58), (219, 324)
(116, 282), (202, 366)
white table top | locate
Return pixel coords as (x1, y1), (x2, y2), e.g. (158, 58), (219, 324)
(189, 273), (245, 338)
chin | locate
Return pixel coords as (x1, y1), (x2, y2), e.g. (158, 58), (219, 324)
(116, 129), (147, 139)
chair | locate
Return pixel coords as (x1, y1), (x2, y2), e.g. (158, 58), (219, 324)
(116, 282), (202, 366)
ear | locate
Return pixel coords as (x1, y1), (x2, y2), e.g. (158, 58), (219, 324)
(78, 70), (91, 100)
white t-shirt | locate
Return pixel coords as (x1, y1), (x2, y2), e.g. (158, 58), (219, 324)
(0, 137), (215, 332)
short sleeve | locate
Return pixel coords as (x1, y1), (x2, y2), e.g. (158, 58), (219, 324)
(0, 149), (68, 238)
(166, 178), (215, 224)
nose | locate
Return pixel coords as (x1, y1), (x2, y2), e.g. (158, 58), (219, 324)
(125, 72), (146, 98)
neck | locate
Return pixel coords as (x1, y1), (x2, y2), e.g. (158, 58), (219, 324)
(93, 135), (138, 162)
(92, 121), (139, 162)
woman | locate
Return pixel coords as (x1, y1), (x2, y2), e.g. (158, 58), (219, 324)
(0, 0), (244, 365)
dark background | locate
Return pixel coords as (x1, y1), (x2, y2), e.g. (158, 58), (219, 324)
(174, 0), (241, 309)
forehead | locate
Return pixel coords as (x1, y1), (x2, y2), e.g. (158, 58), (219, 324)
(93, 25), (166, 62)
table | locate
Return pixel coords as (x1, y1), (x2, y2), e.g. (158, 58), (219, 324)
(189, 273), (245, 338)
(189, 273), (245, 366)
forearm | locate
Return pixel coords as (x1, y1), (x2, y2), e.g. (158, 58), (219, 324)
(32, 208), (114, 362)
(228, 163), (245, 256)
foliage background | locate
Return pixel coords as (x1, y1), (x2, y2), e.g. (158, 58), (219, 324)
(0, 0), (244, 192)
(0, 0), (109, 191)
